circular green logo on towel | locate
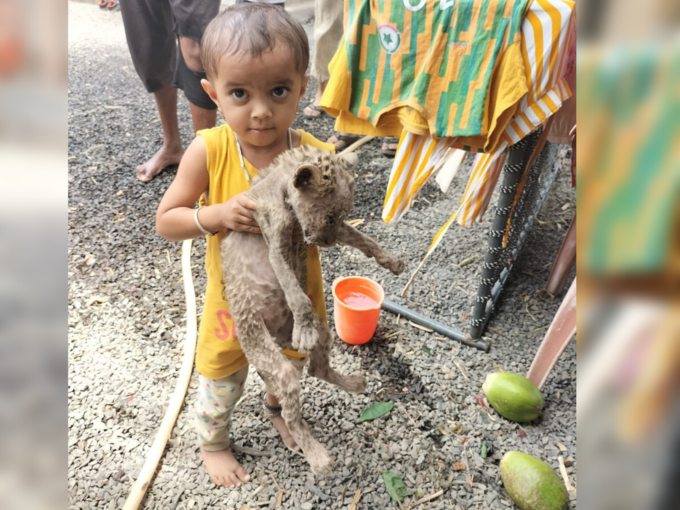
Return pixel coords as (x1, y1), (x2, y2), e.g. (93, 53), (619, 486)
(378, 24), (401, 54)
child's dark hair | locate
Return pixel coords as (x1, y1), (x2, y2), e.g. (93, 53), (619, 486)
(201, 3), (309, 81)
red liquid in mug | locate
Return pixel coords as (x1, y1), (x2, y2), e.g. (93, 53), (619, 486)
(339, 291), (380, 309)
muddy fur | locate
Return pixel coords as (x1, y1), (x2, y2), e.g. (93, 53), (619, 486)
(220, 146), (404, 475)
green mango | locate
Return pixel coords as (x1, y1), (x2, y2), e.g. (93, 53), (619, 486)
(500, 452), (569, 510)
(482, 372), (544, 422)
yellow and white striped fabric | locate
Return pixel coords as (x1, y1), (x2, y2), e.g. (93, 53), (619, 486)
(500, 0), (576, 146)
(455, 150), (508, 225)
(394, 0), (575, 293)
(382, 131), (458, 223)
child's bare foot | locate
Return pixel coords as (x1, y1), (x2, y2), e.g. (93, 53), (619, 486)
(200, 447), (251, 488)
(136, 144), (184, 183)
(264, 393), (300, 452)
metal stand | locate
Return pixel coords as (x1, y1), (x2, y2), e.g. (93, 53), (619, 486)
(469, 131), (562, 339)
(382, 299), (490, 352)
(380, 131), (564, 349)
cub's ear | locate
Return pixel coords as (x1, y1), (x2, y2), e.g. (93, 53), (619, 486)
(293, 164), (319, 189)
(339, 152), (358, 170)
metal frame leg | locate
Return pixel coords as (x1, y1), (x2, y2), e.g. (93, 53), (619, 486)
(382, 131), (564, 350)
(469, 132), (540, 339)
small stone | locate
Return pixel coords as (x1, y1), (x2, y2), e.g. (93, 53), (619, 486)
(341, 421), (354, 432)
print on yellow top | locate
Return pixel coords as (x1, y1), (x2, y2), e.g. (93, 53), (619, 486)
(195, 124), (334, 380)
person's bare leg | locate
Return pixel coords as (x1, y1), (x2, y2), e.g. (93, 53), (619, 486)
(200, 448), (251, 488)
(303, 80), (328, 117)
(265, 392), (300, 452)
(190, 103), (217, 134)
(136, 84), (184, 182)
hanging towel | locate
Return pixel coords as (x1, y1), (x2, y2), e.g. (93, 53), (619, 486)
(578, 46), (680, 277)
(321, 0), (531, 148)
(383, 0), (576, 230)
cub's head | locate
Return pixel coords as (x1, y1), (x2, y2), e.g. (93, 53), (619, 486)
(285, 147), (357, 247)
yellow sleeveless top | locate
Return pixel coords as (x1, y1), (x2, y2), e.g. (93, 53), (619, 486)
(195, 124), (334, 379)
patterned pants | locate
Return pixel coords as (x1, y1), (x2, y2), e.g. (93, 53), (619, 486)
(195, 356), (307, 451)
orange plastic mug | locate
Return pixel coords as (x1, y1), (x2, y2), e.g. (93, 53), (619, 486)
(332, 276), (385, 345)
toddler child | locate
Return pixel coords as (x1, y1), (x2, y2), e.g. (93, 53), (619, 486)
(156, 3), (333, 488)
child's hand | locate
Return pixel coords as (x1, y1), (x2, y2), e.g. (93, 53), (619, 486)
(222, 193), (261, 234)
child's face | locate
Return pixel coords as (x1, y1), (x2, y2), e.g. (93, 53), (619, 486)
(202, 44), (308, 149)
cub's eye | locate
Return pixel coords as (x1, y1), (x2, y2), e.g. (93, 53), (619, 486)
(327, 216), (336, 225)
(231, 89), (248, 100)
(272, 87), (289, 98)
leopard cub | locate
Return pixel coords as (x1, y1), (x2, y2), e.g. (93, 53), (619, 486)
(221, 146), (404, 475)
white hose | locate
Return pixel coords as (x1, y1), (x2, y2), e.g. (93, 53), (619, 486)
(122, 239), (197, 510)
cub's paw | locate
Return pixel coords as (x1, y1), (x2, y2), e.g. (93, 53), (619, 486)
(340, 373), (367, 394)
(307, 445), (334, 476)
(292, 317), (320, 354)
(377, 255), (405, 275)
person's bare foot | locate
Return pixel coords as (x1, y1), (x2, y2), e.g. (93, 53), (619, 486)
(265, 393), (300, 452)
(326, 132), (362, 151)
(302, 80), (328, 118)
(380, 137), (399, 158)
(135, 144), (184, 183)
(302, 104), (324, 118)
(200, 447), (251, 488)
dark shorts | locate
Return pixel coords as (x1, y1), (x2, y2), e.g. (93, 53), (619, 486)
(120, 0), (220, 110)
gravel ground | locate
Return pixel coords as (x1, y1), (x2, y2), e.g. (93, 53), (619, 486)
(68, 3), (576, 509)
